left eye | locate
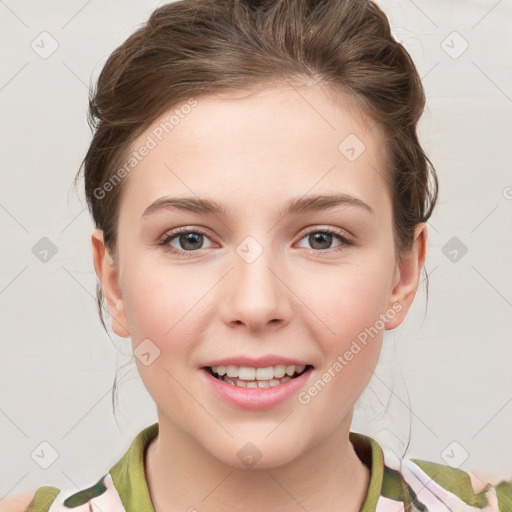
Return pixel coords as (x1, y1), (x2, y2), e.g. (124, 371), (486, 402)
(159, 227), (353, 255)
(296, 229), (353, 252)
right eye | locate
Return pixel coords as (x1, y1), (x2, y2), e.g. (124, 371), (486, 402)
(159, 227), (217, 256)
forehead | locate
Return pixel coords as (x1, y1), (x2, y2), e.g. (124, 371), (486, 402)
(118, 82), (390, 218)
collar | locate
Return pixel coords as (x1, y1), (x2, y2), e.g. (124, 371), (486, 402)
(110, 422), (389, 512)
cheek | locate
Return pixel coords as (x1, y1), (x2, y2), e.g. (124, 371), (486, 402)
(121, 254), (204, 340)
(120, 258), (220, 390)
(121, 266), (204, 407)
(297, 268), (389, 415)
(296, 261), (393, 406)
(304, 262), (392, 346)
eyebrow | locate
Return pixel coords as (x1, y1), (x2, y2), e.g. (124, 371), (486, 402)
(141, 193), (374, 219)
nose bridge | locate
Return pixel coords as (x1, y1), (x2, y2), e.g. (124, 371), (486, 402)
(221, 233), (291, 329)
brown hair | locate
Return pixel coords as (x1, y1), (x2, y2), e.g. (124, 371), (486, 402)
(75, 0), (438, 335)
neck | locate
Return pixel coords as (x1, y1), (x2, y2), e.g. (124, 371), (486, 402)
(144, 415), (371, 512)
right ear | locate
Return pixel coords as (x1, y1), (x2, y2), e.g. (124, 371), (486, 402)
(91, 228), (130, 338)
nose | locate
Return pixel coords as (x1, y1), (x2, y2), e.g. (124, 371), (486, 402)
(219, 244), (293, 332)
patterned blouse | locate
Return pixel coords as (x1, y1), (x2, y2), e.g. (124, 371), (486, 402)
(26, 422), (511, 511)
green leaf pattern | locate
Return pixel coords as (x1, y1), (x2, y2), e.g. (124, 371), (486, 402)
(47, 474), (126, 512)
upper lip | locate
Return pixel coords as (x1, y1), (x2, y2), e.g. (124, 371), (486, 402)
(201, 355), (313, 369)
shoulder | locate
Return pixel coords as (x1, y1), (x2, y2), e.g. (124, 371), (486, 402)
(399, 456), (512, 511)
(0, 487), (61, 512)
(0, 492), (37, 512)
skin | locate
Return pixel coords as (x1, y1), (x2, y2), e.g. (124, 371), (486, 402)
(91, 80), (427, 512)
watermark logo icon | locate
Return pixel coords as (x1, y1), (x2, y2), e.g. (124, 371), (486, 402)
(442, 236), (468, 263)
(31, 441), (59, 469)
(236, 236), (263, 264)
(237, 442), (262, 468)
(338, 133), (366, 162)
(31, 31), (59, 59)
(441, 441), (469, 468)
(441, 31), (469, 59)
(134, 338), (161, 366)
(32, 237), (58, 263)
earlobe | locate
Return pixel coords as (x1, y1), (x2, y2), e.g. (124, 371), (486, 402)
(91, 228), (131, 338)
(385, 223), (428, 330)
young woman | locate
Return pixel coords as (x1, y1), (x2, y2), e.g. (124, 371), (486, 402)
(11, 0), (511, 510)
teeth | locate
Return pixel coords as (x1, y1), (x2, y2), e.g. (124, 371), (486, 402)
(226, 366), (238, 378)
(221, 375), (293, 388)
(274, 365), (286, 378)
(211, 364), (307, 381)
(285, 365), (296, 376)
(239, 367), (256, 380)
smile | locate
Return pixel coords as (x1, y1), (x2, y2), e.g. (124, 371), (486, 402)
(200, 357), (315, 409)
(205, 364), (312, 388)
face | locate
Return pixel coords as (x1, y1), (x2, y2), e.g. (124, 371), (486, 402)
(92, 80), (426, 469)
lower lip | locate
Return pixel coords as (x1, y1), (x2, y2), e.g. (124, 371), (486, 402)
(200, 367), (313, 410)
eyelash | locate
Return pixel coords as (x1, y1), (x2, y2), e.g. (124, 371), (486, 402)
(158, 226), (354, 257)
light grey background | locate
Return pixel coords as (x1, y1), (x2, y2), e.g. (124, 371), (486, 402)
(1, 0), (511, 500)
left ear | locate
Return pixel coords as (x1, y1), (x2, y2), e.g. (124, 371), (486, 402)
(385, 222), (428, 330)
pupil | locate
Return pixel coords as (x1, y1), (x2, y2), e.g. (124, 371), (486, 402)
(181, 233), (203, 250)
(310, 232), (331, 250)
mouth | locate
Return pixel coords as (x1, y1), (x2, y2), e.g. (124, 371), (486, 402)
(202, 364), (314, 388)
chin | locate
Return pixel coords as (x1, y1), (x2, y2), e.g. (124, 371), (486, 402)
(204, 434), (307, 470)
